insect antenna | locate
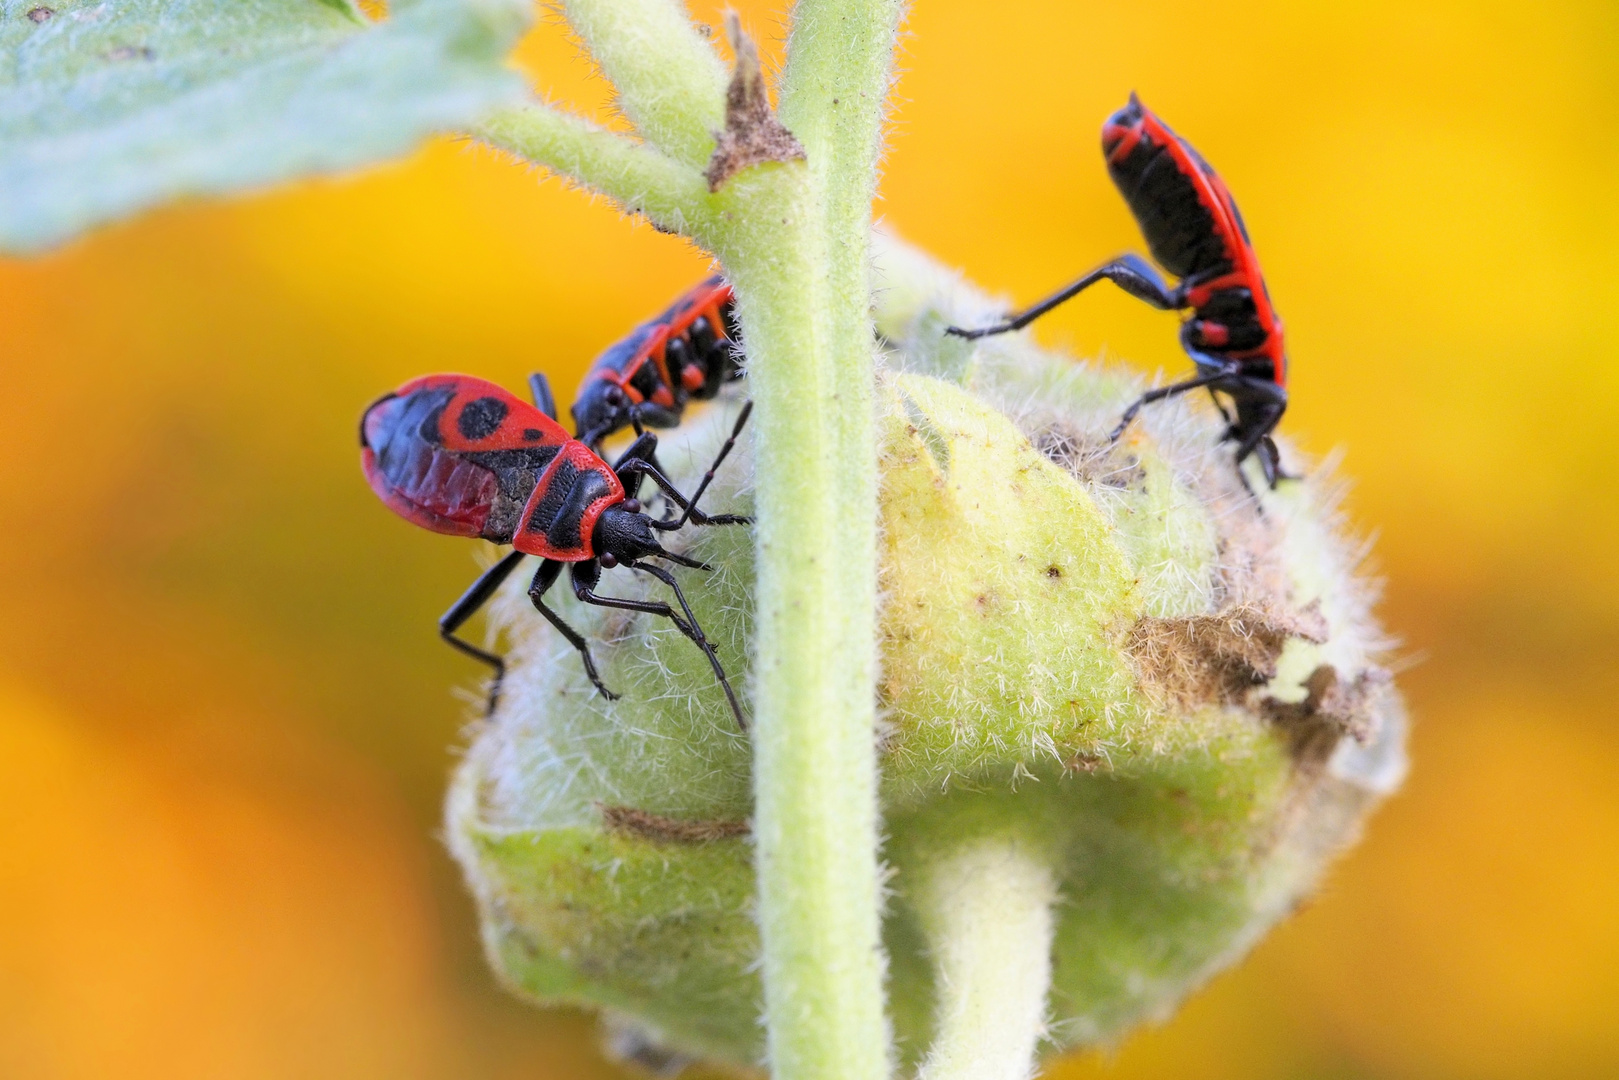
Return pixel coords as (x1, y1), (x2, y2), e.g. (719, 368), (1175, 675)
(674, 400), (753, 528)
(651, 547), (713, 572)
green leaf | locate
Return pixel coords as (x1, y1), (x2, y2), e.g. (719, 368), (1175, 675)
(0, 0), (531, 252)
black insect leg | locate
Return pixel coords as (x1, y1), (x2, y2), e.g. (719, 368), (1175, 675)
(632, 561), (747, 731)
(672, 400), (753, 528)
(612, 431), (659, 471)
(569, 559), (697, 640)
(622, 462), (752, 527)
(570, 561), (746, 730)
(1108, 366), (1239, 442)
(528, 557), (620, 701)
(572, 561), (742, 721)
(611, 430), (667, 511)
(578, 407), (652, 458)
(617, 403), (755, 530)
(608, 429), (671, 505)
(528, 372), (558, 421)
(1230, 421), (1288, 489)
(1259, 437), (1301, 486)
(440, 548), (528, 715)
(946, 254), (1183, 340)
(1184, 333), (1238, 435)
(1219, 377), (1290, 489)
(1238, 431), (1300, 491)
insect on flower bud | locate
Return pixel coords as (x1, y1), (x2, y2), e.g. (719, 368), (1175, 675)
(445, 238), (1405, 1071)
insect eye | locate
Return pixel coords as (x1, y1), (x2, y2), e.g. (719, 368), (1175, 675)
(605, 386), (627, 406)
(599, 551), (619, 569)
(621, 498), (641, 515)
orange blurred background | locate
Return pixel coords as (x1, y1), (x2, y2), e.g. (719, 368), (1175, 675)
(2, 1), (1616, 1076)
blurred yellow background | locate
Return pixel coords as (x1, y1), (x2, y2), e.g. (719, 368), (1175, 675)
(2, 1), (1615, 1076)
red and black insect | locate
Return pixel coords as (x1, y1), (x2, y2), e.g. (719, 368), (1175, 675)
(361, 371), (751, 727)
(948, 94), (1293, 490)
(570, 275), (743, 449)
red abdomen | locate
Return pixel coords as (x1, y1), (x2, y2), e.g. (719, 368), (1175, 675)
(361, 375), (572, 544)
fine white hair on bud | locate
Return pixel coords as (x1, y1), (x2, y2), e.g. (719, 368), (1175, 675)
(445, 235), (1406, 1073)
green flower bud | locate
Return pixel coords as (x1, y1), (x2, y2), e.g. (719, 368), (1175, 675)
(446, 238), (1405, 1072)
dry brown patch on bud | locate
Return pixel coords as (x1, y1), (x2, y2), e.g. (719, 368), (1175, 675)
(704, 14), (805, 191)
(1126, 602), (1327, 708)
(1263, 664), (1391, 765)
(598, 804), (751, 844)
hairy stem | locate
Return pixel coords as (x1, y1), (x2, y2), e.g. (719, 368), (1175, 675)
(778, 0), (905, 274)
(696, 4), (907, 1077)
(474, 102), (712, 235)
(476, 3), (903, 1076)
(703, 167), (890, 1080)
(914, 837), (1058, 1080)
(559, 0), (727, 168)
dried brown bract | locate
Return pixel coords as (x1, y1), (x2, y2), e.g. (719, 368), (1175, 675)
(1126, 602), (1327, 709)
(704, 14), (806, 191)
(1264, 663), (1391, 765)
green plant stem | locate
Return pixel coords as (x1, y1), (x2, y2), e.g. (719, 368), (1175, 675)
(778, 0), (905, 269)
(474, 102), (712, 235)
(710, 5), (904, 1078)
(558, 0), (727, 168)
(473, 2), (903, 1075)
(704, 166), (891, 1080)
(914, 837), (1057, 1080)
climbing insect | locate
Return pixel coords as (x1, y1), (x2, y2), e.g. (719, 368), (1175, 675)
(361, 371), (752, 728)
(571, 275), (743, 450)
(948, 94), (1293, 490)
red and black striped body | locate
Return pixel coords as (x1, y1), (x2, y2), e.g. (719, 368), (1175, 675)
(1102, 96), (1287, 391)
(360, 372), (754, 726)
(362, 374), (624, 562)
(571, 276), (742, 447)
(946, 95), (1294, 489)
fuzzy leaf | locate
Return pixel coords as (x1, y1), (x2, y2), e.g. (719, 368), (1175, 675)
(0, 0), (530, 252)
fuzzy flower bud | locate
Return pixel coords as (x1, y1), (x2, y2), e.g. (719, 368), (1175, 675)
(445, 237), (1406, 1072)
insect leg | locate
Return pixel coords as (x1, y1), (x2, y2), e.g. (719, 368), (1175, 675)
(617, 404), (754, 530)
(610, 428), (686, 505)
(528, 372), (558, 421)
(440, 549), (528, 715)
(569, 560), (698, 640)
(1109, 367), (1238, 442)
(1221, 378), (1291, 488)
(672, 400), (752, 528)
(612, 431), (660, 470)
(1260, 437), (1300, 485)
(946, 254), (1182, 339)
(630, 562), (747, 732)
(619, 464), (751, 528)
(528, 558), (620, 700)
